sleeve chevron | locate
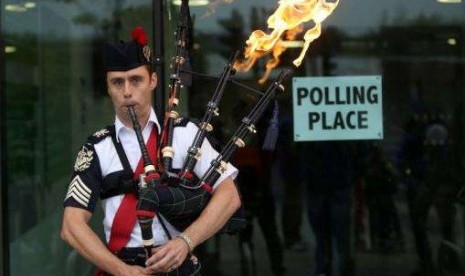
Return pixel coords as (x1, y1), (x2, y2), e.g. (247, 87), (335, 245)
(65, 176), (91, 208)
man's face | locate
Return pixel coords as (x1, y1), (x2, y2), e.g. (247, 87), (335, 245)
(106, 66), (157, 123)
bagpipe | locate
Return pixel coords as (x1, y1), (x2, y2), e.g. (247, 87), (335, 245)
(130, 0), (290, 257)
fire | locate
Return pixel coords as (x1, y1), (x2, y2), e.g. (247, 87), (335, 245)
(234, 0), (339, 84)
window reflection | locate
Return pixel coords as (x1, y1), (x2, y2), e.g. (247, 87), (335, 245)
(2, 0), (464, 275)
(184, 1), (464, 275)
(4, 1), (153, 274)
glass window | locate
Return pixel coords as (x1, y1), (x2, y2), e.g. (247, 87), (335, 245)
(2, 0), (464, 275)
(178, 1), (465, 275)
(3, 1), (153, 274)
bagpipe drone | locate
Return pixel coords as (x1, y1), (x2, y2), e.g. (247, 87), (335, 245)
(129, 0), (289, 258)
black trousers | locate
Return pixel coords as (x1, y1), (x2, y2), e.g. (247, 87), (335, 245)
(113, 247), (201, 276)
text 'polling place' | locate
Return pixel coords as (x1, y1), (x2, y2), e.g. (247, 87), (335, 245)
(292, 76), (383, 142)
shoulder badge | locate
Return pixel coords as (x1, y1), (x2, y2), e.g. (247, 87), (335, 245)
(88, 125), (114, 144)
(93, 128), (110, 138)
(74, 146), (94, 172)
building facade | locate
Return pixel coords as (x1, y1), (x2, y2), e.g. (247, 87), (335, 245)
(1, 0), (465, 275)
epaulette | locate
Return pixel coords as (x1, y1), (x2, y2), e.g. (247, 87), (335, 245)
(174, 117), (223, 151)
(87, 125), (114, 145)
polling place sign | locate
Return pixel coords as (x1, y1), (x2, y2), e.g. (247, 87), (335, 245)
(293, 76), (383, 141)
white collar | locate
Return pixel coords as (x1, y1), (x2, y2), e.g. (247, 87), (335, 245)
(114, 108), (161, 142)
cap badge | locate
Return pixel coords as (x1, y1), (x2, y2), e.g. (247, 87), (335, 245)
(143, 45), (151, 62)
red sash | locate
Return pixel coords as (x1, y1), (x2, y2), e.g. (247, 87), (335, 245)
(107, 125), (158, 253)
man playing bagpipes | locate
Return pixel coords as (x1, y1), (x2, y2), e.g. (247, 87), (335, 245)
(60, 27), (241, 275)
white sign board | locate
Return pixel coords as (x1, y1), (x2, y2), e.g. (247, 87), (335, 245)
(293, 76), (383, 141)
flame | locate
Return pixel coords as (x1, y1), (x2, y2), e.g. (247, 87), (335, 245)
(235, 0), (339, 84)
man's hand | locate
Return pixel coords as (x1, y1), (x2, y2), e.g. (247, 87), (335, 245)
(144, 237), (190, 274)
(121, 265), (149, 276)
